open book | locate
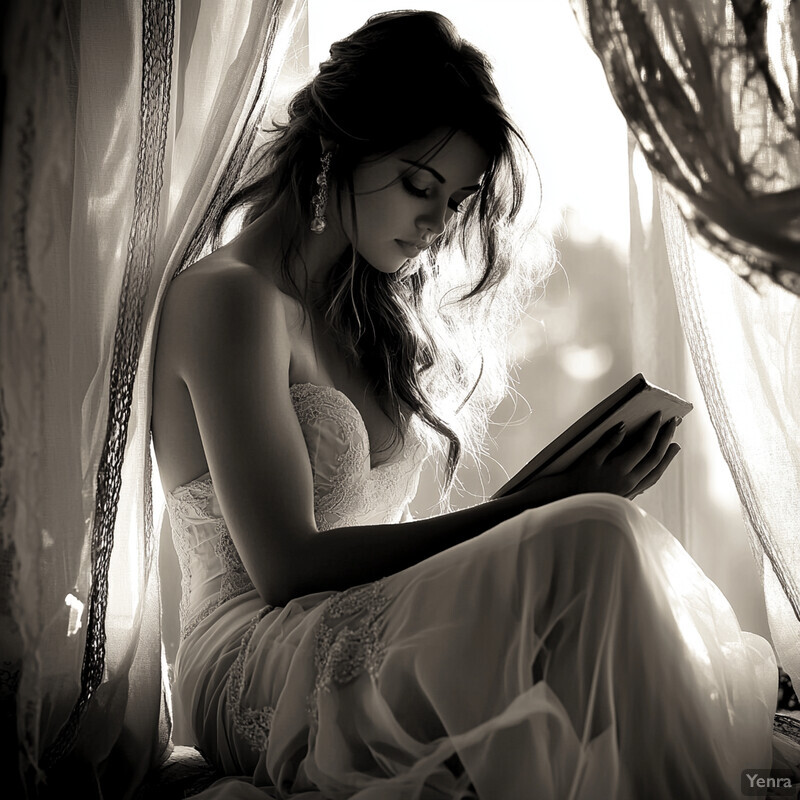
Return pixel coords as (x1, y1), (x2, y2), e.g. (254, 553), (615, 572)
(492, 374), (693, 499)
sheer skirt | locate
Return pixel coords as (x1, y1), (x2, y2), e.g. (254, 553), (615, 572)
(173, 493), (777, 799)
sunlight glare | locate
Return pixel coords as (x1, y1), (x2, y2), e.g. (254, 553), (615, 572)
(65, 593), (85, 636)
(559, 343), (614, 382)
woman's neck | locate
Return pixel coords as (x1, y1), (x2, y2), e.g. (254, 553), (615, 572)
(226, 206), (351, 298)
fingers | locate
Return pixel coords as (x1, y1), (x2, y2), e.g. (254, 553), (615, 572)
(586, 412), (682, 500)
(629, 415), (679, 477)
(590, 421), (627, 463)
(612, 411), (664, 472)
(627, 442), (681, 499)
(612, 412), (680, 475)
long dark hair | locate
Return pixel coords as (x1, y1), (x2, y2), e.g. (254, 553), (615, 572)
(214, 11), (555, 495)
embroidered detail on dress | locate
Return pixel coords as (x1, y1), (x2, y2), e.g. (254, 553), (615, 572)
(214, 517), (254, 605)
(166, 475), (254, 639)
(228, 608), (275, 751)
(308, 579), (391, 724)
(289, 383), (425, 531)
(167, 478), (213, 639)
(290, 383), (365, 526)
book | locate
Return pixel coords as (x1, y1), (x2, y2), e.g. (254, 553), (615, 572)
(491, 374), (693, 499)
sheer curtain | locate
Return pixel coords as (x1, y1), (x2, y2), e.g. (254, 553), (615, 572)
(1, 1), (304, 796)
(571, 0), (800, 688)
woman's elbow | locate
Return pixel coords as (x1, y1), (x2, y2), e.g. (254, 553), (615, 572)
(250, 542), (312, 607)
(251, 565), (295, 608)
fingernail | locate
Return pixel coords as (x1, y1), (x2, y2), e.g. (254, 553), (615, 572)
(670, 416), (679, 426)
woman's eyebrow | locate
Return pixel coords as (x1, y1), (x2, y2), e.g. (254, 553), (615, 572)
(400, 159), (481, 191)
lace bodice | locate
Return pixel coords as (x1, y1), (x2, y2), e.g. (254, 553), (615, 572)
(165, 383), (426, 639)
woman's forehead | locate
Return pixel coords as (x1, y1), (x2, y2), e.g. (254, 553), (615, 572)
(394, 129), (489, 186)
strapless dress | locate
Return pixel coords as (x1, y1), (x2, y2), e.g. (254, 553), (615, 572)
(164, 382), (779, 799)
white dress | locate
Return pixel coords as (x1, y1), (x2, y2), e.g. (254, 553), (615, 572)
(165, 382), (779, 799)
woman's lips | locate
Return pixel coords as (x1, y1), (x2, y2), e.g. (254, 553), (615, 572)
(395, 239), (425, 257)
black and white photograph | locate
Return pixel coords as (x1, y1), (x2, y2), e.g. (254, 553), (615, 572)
(2, 1), (800, 797)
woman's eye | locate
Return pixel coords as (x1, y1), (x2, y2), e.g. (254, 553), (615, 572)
(402, 177), (429, 198)
(402, 176), (464, 214)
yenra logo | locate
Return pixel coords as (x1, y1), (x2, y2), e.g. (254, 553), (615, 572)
(740, 768), (796, 796)
(746, 773), (792, 789)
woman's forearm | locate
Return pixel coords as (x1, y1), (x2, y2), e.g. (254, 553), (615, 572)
(276, 478), (559, 605)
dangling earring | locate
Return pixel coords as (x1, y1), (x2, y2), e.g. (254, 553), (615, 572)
(310, 151), (333, 234)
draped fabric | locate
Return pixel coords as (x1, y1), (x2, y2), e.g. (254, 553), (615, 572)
(659, 181), (800, 685)
(572, 0), (800, 295)
(572, 0), (800, 686)
(0, 1), (305, 796)
(625, 131), (774, 646)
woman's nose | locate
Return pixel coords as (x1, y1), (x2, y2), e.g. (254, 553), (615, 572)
(417, 204), (448, 237)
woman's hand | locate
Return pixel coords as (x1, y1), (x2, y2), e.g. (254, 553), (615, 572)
(556, 412), (681, 500)
(512, 412), (681, 507)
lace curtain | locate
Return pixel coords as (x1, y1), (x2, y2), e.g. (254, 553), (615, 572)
(572, 0), (800, 686)
(0, 1), (304, 796)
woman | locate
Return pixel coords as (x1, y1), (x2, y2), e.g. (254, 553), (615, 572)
(152, 11), (777, 799)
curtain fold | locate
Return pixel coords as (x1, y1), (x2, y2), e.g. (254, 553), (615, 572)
(572, 0), (800, 686)
(571, 0), (800, 295)
(625, 132), (692, 548)
(1, 1), (305, 796)
(627, 132), (772, 642)
(659, 183), (800, 685)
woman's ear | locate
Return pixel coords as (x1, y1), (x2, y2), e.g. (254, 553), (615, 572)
(319, 135), (337, 154)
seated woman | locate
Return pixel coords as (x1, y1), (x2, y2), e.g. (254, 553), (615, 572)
(151, 10), (777, 799)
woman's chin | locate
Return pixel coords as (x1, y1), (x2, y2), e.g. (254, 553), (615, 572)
(364, 257), (409, 275)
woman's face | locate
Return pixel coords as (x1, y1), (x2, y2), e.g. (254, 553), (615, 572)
(341, 128), (489, 273)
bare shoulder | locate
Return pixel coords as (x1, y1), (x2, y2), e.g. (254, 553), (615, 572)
(161, 256), (289, 336)
(158, 255), (292, 380)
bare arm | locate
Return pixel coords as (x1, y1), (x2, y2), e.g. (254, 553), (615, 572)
(281, 484), (546, 601)
(166, 265), (554, 607)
